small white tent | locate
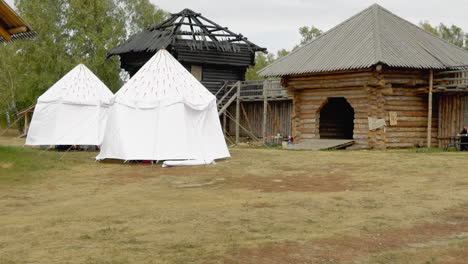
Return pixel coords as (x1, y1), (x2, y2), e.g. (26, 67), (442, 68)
(97, 49), (230, 161)
(25, 64), (113, 146)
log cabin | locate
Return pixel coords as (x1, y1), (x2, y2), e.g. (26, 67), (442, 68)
(259, 4), (468, 149)
(108, 8), (266, 94)
(0, 0), (36, 43)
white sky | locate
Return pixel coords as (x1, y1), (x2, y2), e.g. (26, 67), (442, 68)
(6, 0), (468, 54)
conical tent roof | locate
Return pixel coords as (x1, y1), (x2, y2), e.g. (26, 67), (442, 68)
(114, 49), (215, 110)
(38, 64), (113, 105)
(260, 4), (468, 77)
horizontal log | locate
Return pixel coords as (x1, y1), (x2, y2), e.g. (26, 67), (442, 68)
(298, 113), (317, 118)
(384, 78), (427, 85)
(299, 88), (366, 96)
(300, 134), (318, 139)
(386, 132), (432, 138)
(291, 72), (374, 81)
(386, 127), (437, 132)
(385, 100), (427, 106)
(289, 81), (370, 89)
(8, 26), (28, 34)
(386, 142), (421, 148)
(385, 111), (429, 117)
(289, 76), (374, 86)
(396, 116), (429, 122)
(385, 105), (426, 111)
(386, 138), (435, 143)
(391, 121), (437, 127)
(353, 134), (368, 139)
(384, 95), (425, 101)
(300, 118), (316, 124)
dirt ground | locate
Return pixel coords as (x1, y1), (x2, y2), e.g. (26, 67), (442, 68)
(1, 136), (468, 264)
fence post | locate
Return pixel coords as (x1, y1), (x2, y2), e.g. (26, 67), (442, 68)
(427, 69), (433, 148)
(262, 80), (268, 144)
(235, 81), (241, 144)
(223, 83), (227, 136)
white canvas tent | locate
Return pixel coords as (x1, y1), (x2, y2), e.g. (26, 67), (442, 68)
(97, 49), (230, 161)
(25, 64), (113, 146)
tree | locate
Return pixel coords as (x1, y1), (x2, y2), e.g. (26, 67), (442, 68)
(297, 26), (323, 47)
(245, 52), (276, 80)
(246, 26), (322, 80)
(420, 21), (467, 49)
(118, 0), (168, 36)
(276, 48), (290, 59)
(0, 0), (167, 125)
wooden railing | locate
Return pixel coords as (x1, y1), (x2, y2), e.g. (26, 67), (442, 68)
(434, 69), (468, 91)
(213, 79), (290, 101)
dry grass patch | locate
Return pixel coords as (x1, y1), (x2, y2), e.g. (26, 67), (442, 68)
(0, 141), (467, 264)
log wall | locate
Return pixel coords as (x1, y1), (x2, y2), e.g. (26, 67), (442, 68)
(382, 69), (438, 148)
(291, 87), (371, 148)
(283, 67), (439, 149)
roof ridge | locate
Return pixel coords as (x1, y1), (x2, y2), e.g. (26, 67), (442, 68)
(372, 4), (383, 64)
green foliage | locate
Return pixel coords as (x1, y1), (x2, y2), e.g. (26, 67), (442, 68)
(246, 26), (322, 80)
(297, 26), (323, 47)
(276, 48), (290, 59)
(420, 21), (468, 49)
(117, 0), (169, 36)
(245, 52), (276, 80)
(0, 0), (167, 123)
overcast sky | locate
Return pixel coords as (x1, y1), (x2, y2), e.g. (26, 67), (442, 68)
(6, 0), (468, 54)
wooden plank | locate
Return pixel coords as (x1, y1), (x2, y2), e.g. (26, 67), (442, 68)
(235, 82), (240, 143)
(427, 70), (433, 147)
(262, 80), (268, 143)
(267, 103), (281, 134)
(285, 139), (354, 150)
(241, 103), (254, 136)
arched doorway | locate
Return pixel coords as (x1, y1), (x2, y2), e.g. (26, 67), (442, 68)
(319, 97), (354, 139)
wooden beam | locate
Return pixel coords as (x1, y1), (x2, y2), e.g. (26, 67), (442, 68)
(235, 81), (241, 144)
(241, 103), (255, 137)
(427, 70), (433, 148)
(0, 25), (12, 41)
(267, 103), (281, 134)
(223, 112), (227, 136)
(24, 112), (29, 135)
(8, 26), (27, 34)
(262, 80), (268, 144)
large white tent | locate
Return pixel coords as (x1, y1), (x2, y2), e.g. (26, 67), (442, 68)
(96, 49), (230, 161)
(25, 64), (113, 146)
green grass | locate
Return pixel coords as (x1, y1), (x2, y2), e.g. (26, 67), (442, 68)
(0, 146), (61, 184)
(0, 146), (96, 184)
